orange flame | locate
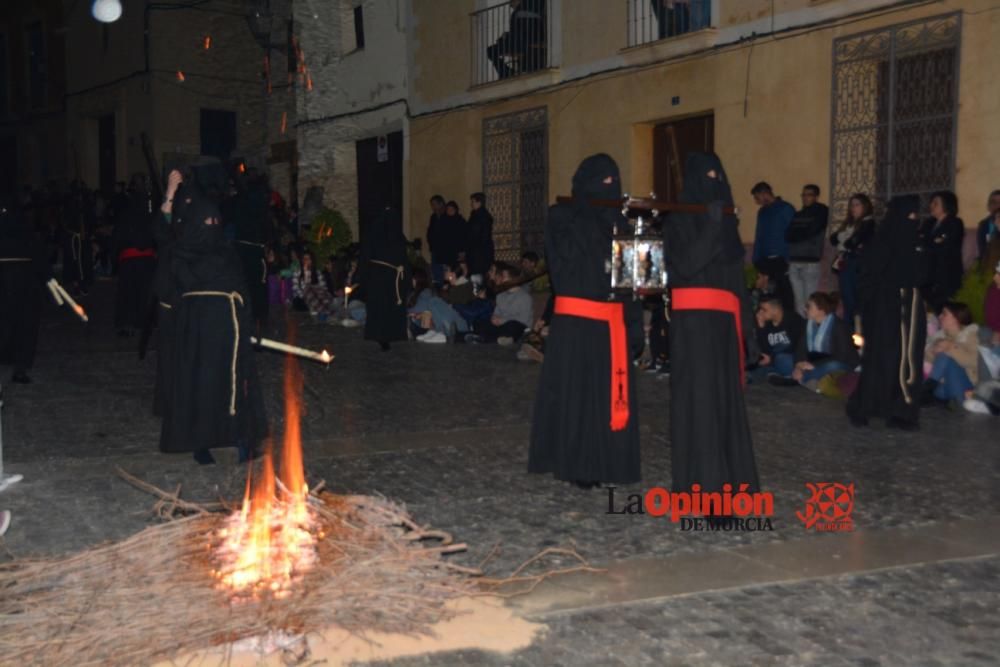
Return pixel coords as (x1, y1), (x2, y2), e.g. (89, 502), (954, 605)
(280, 111), (287, 135)
(176, 70), (185, 82)
(203, 35), (212, 50)
(213, 353), (316, 599)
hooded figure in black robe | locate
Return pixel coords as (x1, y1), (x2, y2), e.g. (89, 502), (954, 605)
(113, 187), (157, 333)
(223, 177), (271, 332)
(360, 206), (411, 350)
(158, 192), (268, 462)
(665, 152), (760, 496)
(846, 195), (926, 430)
(0, 194), (50, 383)
(528, 154), (643, 487)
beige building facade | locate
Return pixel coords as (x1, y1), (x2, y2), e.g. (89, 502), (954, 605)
(405, 0), (999, 259)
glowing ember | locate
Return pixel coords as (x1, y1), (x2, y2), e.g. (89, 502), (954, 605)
(212, 355), (318, 599)
(176, 70), (186, 82)
(852, 333), (864, 348)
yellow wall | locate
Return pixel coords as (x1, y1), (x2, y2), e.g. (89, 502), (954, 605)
(407, 0), (1000, 244)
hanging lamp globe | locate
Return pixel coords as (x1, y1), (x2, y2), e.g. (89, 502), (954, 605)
(91, 0), (123, 24)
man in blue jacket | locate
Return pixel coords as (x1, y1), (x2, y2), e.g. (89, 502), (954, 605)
(751, 181), (795, 264)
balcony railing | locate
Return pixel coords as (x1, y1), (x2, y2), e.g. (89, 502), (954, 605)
(627, 0), (711, 48)
(471, 0), (551, 87)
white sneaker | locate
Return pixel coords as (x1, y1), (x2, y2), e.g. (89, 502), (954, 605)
(416, 330), (435, 341)
(421, 331), (447, 344)
(340, 318), (361, 328)
(963, 398), (991, 415)
(497, 336), (514, 346)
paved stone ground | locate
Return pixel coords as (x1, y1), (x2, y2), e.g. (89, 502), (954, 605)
(1, 282), (999, 665)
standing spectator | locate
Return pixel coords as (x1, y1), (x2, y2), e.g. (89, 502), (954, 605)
(922, 302), (979, 405)
(786, 184), (829, 316)
(920, 190), (965, 313)
(466, 192), (494, 286)
(751, 181), (795, 264)
(976, 190), (1000, 263)
(791, 292), (859, 390)
(426, 195), (448, 285)
(752, 294), (805, 384)
(829, 193), (875, 331)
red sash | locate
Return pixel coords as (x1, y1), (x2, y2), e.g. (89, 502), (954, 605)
(672, 287), (746, 387)
(119, 247), (156, 262)
(553, 296), (629, 431)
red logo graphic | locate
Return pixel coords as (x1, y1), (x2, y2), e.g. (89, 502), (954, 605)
(796, 483), (855, 532)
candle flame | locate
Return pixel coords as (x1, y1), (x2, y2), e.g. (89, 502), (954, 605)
(344, 286), (353, 295)
(320, 350), (331, 363)
(852, 333), (864, 347)
(203, 35), (212, 49)
(176, 70), (185, 82)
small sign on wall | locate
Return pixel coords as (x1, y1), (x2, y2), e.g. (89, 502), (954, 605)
(376, 135), (388, 162)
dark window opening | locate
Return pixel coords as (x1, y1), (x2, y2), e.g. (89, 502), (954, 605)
(353, 6), (365, 50)
(25, 21), (46, 109)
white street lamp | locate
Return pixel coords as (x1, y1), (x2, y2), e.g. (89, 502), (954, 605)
(91, 0), (123, 23)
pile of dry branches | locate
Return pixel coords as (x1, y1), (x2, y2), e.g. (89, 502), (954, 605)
(0, 474), (477, 667)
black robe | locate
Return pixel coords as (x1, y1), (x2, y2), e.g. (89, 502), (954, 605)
(0, 200), (49, 374)
(224, 183), (270, 330)
(665, 152), (760, 495)
(60, 190), (95, 290)
(847, 196), (926, 427)
(918, 214), (964, 312)
(529, 154), (643, 484)
(361, 207), (411, 344)
(466, 207), (495, 277)
(113, 191), (157, 330)
(158, 195), (268, 453)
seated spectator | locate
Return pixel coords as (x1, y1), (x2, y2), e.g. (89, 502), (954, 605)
(517, 292), (553, 363)
(752, 295), (805, 384)
(292, 250), (334, 320)
(922, 301), (980, 405)
(985, 260), (1000, 351)
(468, 263), (533, 344)
(443, 262), (475, 306)
(520, 251), (540, 279)
(407, 268), (469, 344)
(753, 256), (796, 315)
(790, 292), (859, 390)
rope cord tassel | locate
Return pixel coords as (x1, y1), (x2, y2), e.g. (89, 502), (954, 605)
(370, 260), (405, 305)
(181, 291), (244, 416)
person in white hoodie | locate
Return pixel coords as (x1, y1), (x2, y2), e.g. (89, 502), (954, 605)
(468, 264), (533, 344)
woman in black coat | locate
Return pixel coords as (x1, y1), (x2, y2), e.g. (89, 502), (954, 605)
(920, 190), (965, 313)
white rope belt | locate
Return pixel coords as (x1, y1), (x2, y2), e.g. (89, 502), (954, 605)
(370, 260), (404, 305)
(898, 288), (921, 405)
(181, 291), (244, 416)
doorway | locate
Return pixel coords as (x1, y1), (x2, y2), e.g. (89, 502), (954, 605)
(653, 113), (713, 202)
(355, 131), (403, 246)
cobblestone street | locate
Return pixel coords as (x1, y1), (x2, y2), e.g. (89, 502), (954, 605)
(2, 283), (999, 666)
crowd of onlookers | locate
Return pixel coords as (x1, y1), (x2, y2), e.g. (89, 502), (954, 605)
(739, 182), (1000, 416)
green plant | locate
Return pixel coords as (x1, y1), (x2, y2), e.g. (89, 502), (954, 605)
(744, 263), (759, 290)
(308, 208), (353, 260)
(953, 263), (992, 324)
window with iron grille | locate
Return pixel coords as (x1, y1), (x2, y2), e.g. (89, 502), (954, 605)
(482, 107), (548, 262)
(830, 13), (960, 221)
(627, 0), (712, 48)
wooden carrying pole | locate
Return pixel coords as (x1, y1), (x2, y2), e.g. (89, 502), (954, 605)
(555, 196), (737, 216)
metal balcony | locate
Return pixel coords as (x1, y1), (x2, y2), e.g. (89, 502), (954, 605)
(627, 0), (711, 48)
(471, 0), (551, 86)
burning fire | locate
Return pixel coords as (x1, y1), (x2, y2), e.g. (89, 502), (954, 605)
(212, 355), (319, 599)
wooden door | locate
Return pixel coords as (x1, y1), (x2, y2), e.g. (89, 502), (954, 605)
(653, 114), (714, 202)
